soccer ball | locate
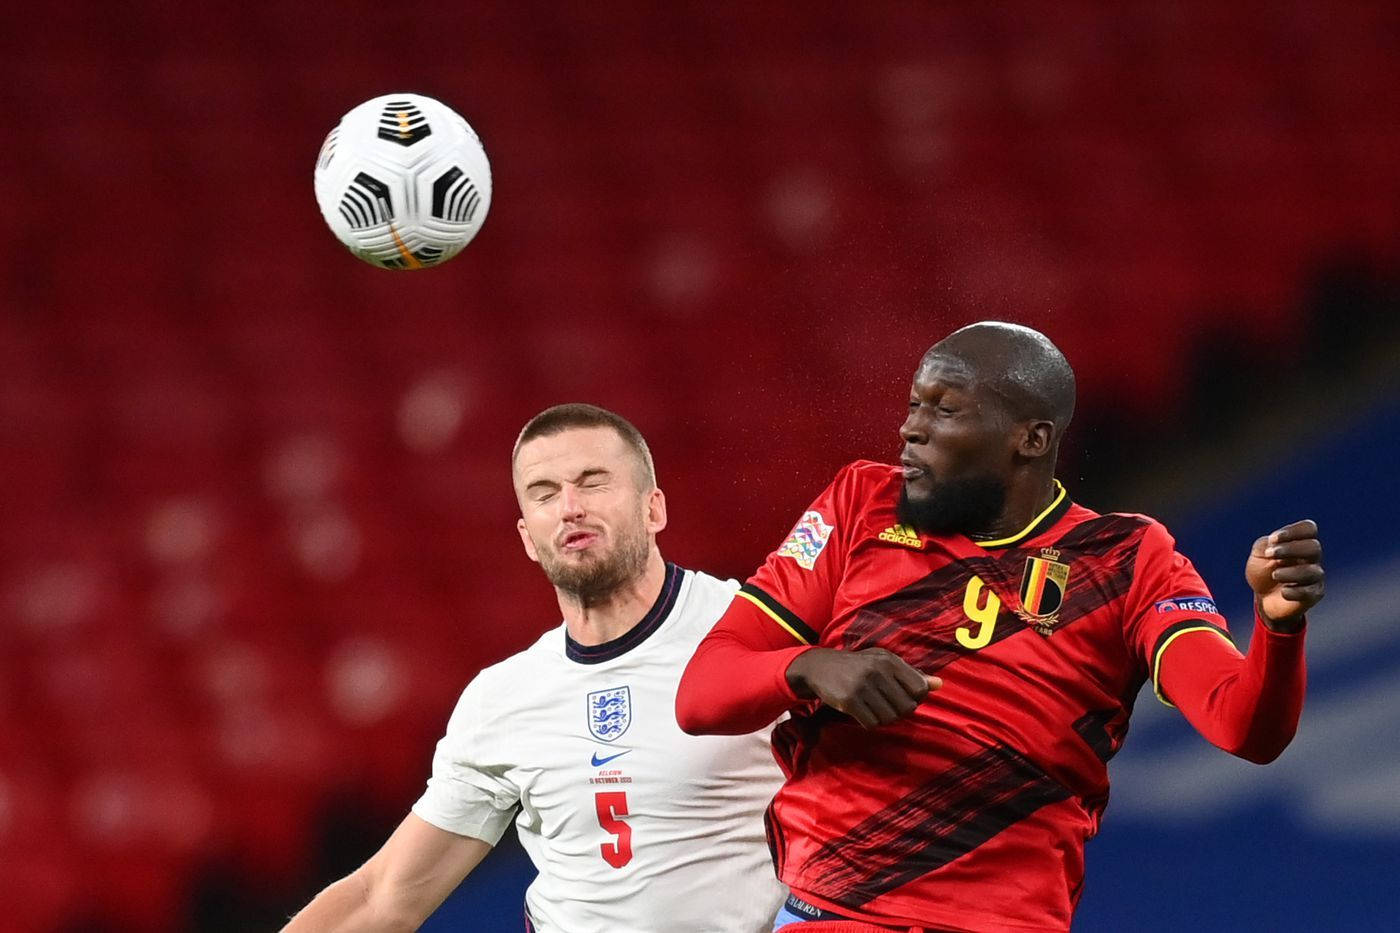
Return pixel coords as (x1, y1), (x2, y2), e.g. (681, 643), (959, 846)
(313, 93), (492, 270)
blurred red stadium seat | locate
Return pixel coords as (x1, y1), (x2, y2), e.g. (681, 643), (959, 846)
(4, 2), (1396, 926)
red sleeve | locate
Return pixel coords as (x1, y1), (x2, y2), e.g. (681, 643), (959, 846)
(1125, 520), (1307, 763)
(676, 464), (864, 735)
(1157, 613), (1306, 763)
(741, 462), (864, 642)
(675, 594), (814, 735)
(1122, 520), (1233, 676)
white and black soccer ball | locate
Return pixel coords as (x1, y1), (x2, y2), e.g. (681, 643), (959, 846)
(313, 93), (491, 270)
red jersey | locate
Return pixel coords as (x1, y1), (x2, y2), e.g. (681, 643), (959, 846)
(692, 460), (1304, 932)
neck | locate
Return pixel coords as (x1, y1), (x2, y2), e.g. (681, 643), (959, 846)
(558, 549), (668, 646)
(975, 472), (1059, 541)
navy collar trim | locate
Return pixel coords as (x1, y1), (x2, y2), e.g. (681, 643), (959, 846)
(565, 563), (683, 664)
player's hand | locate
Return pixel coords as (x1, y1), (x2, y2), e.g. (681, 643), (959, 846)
(785, 647), (941, 728)
(1246, 519), (1324, 632)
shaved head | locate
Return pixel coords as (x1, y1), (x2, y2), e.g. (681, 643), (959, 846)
(897, 322), (1075, 538)
(921, 322), (1075, 437)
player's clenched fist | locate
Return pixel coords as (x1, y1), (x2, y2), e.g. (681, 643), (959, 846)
(1246, 519), (1324, 632)
(785, 647), (942, 728)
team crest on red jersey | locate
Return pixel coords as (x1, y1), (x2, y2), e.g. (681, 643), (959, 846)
(1018, 548), (1070, 635)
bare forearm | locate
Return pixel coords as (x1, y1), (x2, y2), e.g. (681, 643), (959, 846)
(283, 871), (417, 933)
(282, 813), (489, 932)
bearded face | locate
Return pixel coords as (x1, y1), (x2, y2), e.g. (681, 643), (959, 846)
(896, 470), (1009, 537)
(533, 499), (652, 603)
(513, 426), (663, 606)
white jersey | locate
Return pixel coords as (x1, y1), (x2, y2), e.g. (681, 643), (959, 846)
(413, 565), (786, 933)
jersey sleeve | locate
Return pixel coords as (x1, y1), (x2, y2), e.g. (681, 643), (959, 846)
(739, 463), (863, 645)
(676, 591), (814, 735)
(411, 672), (520, 845)
(1122, 520), (1234, 706)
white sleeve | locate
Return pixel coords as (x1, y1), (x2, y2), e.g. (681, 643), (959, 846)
(410, 673), (519, 845)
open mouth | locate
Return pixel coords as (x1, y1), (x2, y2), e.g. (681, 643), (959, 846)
(900, 457), (928, 481)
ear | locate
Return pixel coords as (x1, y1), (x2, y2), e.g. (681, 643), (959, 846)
(645, 487), (668, 536)
(517, 517), (541, 564)
(1017, 420), (1056, 459)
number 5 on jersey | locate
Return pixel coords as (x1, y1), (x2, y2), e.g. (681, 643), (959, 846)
(594, 791), (632, 868)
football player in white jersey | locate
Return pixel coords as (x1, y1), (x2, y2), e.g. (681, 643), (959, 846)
(284, 404), (786, 932)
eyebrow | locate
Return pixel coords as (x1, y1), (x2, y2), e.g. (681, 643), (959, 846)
(915, 357), (973, 386)
(912, 374), (972, 395)
(524, 467), (613, 494)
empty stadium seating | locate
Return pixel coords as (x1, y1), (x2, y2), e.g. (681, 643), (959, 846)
(1, 2), (1396, 927)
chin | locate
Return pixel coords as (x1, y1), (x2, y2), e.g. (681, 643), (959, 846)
(901, 480), (931, 503)
(896, 472), (1008, 536)
(901, 476), (944, 511)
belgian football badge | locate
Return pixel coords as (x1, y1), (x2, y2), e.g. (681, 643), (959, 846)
(1018, 548), (1070, 636)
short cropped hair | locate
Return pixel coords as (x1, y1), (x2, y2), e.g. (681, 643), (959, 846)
(512, 403), (657, 490)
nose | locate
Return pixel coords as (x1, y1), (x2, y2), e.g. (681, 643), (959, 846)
(558, 484), (586, 521)
(900, 408), (928, 446)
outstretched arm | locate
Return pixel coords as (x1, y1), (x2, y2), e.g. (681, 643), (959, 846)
(282, 813), (491, 932)
(1158, 520), (1323, 764)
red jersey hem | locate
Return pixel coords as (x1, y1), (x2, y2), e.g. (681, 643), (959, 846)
(786, 884), (1068, 933)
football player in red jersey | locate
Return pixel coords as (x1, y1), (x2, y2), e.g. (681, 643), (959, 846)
(676, 322), (1324, 933)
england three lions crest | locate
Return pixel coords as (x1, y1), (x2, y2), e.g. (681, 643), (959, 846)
(587, 686), (632, 742)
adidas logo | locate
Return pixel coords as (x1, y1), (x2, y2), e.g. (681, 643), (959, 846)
(878, 524), (923, 549)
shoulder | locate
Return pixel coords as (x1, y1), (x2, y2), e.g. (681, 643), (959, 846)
(765, 461), (901, 556)
(455, 628), (562, 705)
(1103, 510), (1172, 546)
(1060, 508), (1190, 593)
(837, 459), (900, 492)
(1060, 502), (1160, 547)
(668, 567), (739, 630)
(436, 632), (563, 744)
(681, 567), (741, 595)
(495, 625), (564, 672)
(807, 459), (900, 524)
